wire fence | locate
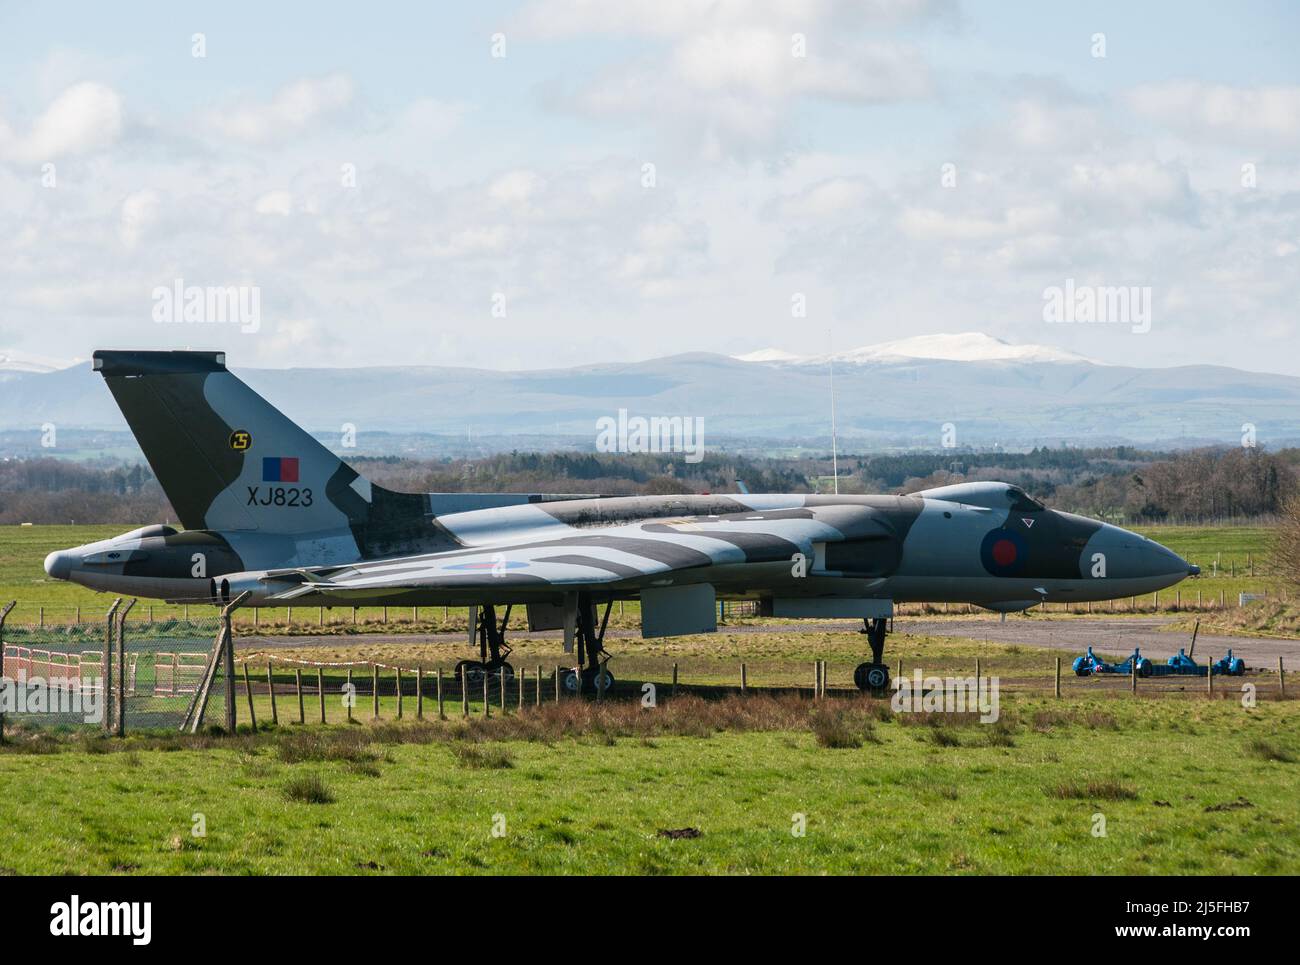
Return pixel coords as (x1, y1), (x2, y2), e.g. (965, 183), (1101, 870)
(2, 597), (1292, 739)
(121, 618), (225, 730)
(232, 655), (593, 727)
(227, 647), (1290, 728)
(0, 605), (225, 734)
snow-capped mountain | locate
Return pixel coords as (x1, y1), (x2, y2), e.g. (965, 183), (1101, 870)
(733, 347), (803, 363)
(734, 332), (1096, 366)
(2, 339), (1298, 447)
(0, 350), (82, 374)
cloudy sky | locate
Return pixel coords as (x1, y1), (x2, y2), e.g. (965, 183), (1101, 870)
(1, 0), (1297, 373)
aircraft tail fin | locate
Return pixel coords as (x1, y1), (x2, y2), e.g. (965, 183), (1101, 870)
(92, 350), (400, 540)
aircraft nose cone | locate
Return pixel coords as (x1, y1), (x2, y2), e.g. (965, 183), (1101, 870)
(1142, 541), (1192, 580)
(1188, 563), (1201, 576)
(1150, 545), (1186, 575)
(44, 551), (73, 580)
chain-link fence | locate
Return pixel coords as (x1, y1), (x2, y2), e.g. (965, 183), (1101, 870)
(0, 618), (111, 730)
(0, 601), (226, 735)
(120, 616), (225, 730)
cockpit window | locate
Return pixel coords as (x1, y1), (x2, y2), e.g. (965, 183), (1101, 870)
(1006, 487), (1045, 512)
(120, 524), (179, 540)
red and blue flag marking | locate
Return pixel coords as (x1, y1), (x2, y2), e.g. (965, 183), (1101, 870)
(262, 457), (300, 483)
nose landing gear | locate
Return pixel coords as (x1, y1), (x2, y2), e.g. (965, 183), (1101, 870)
(853, 617), (891, 693)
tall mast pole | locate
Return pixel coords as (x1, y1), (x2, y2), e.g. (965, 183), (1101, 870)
(829, 329), (839, 495)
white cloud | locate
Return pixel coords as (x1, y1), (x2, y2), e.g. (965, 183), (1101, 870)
(119, 190), (160, 248)
(1, 9), (1297, 378)
(488, 170), (545, 207)
(254, 191), (294, 216)
(526, 0), (939, 158)
(519, 0), (956, 39)
(1065, 161), (1195, 217)
(1128, 82), (1300, 144)
(769, 177), (875, 221)
(0, 81), (123, 163)
(898, 203), (1058, 241)
(212, 74), (354, 144)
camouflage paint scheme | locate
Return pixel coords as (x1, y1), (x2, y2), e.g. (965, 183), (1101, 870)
(45, 351), (1197, 627)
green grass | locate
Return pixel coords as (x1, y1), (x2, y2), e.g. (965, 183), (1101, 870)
(0, 692), (1295, 874)
(1129, 524), (1274, 565)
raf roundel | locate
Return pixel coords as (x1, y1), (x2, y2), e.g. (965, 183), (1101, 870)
(980, 527), (1028, 577)
(229, 429), (252, 451)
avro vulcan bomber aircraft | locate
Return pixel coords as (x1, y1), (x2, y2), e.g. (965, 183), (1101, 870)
(44, 351), (1199, 692)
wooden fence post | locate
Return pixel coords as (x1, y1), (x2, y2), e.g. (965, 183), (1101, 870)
(436, 668), (445, 719)
(740, 663), (747, 693)
(417, 667), (424, 719)
(536, 665), (542, 707)
(1054, 657), (1061, 698)
(555, 666), (561, 702)
(296, 669), (304, 724)
(500, 667), (507, 712)
(1207, 659), (1214, 696)
(1279, 657), (1286, 697)
(518, 667), (525, 711)
(483, 672), (490, 718)
(242, 662), (257, 731)
(267, 664), (278, 725)
(317, 667), (325, 723)
(672, 662), (678, 697)
(373, 665), (380, 719)
(347, 668), (354, 722)
(397, 667), (404, 719)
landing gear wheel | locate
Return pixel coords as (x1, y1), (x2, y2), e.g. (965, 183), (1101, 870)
(854, 662), (890, 693)
(455, 659), (486, 684)
(562, 667), (615, 694)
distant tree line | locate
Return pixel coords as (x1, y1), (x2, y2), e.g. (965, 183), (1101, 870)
(353, 451), (809, 498)
(874, 447), (1297, 523)
(0, 458), (172, 525)
(2, 447), (1294, 526)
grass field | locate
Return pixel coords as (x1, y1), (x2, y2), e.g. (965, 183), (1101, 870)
(0, 689), (1295, 874)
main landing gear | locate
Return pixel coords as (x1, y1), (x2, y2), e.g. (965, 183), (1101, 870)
(853, 617), (890, 693)
(562, 593), (616, 695)
(455, 604), (516, 685)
